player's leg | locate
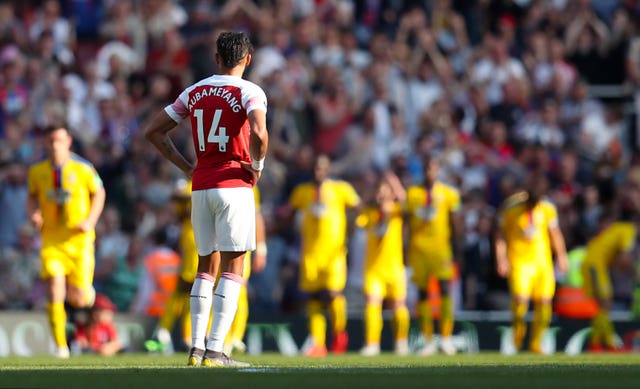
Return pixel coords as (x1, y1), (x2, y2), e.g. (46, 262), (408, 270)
(327, 257), (348, 354)
(57, 239), (95, 358)
(203, 251), (247, 366)
(590, 265), (616, 349)
(413, 263), (435, 355)
(187, 189), (220, 365)
(509, 264), (533, 352)
(389, 275), (410, 355)
(65, 236), (96, 309)
(437, 259), (456, 355)
(202, 187), (254, 367)
(306, 295), (327, 356)
(300, 258), (327, 356)
(529, 266), (554, 353)
(46, 274), (69, 358)
(361, 275), (383, 356)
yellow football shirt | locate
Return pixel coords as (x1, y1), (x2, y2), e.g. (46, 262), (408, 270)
(356, 202), (404, 273)
(499, 198), (558, 266)
(289, 179), (360, 257)
(583, 222), (636, 267)
(28, 154), (103, 242)
(406, 181), (461, 260)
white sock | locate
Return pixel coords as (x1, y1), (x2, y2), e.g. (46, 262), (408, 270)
(206, 273), (242, 353)
(190, 273), (215, 350)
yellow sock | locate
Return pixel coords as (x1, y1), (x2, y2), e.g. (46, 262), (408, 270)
(46, 302), (67, 348)
(364, 302), (382, 345)
(418, 299), (434, 341)
(308, 300), (326, 347)
(328, 294), (347, 334)
(440, 295), (454, 338)
(159, 290), (186, 331)
(512, 300), (528, 350)
(181, 296), (191, 346)
(530, 302), (551, 352)
(226, 285), (248, 344)
(597, 310), (616, 348)
(392, 305), (410, 342)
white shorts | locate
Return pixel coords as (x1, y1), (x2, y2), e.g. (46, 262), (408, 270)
(191, 187), (256, 255)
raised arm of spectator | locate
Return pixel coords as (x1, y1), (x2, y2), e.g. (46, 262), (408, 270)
(564, 15), (588, 55)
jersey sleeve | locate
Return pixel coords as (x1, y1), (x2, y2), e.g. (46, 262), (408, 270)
(544, 202), (559, 229)
(620, 225), (636, 253)
(341, 181), (361, 208)
(243, 83), (268, 115)
(27, 166), (38, 195)
(289, 185), (305, 210)
(84, 163), (104, 194)
(164, 89), (190, 123)
(448, 187), (461, 213)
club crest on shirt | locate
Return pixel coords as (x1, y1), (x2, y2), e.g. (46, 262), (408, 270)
(46, 188), (70, 204)
(310, 201), (327, 217)
(522, 225), (538, 240)
(416, 206), (436, 221)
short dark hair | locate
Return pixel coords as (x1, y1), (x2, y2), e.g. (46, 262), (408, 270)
(42, 123), (70, 135)
(216, 31), (253, 68)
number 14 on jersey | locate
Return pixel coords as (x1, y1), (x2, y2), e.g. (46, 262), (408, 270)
(195, 108), (229, 152)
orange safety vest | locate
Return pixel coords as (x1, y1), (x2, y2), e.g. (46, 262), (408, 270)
(144, 247), (180, 317)
(553, 286), (599, 319)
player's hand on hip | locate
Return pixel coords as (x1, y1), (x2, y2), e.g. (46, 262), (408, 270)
(241, 161), (262, 182)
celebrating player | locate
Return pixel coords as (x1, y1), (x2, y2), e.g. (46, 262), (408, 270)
(145, 31), (268, 367)
(288, 154), (361, 356)
(406, 156), (463, 355)
(494, 172), (569, 354)
(357, 172), (410, 356)
(27, 124), (106, 358)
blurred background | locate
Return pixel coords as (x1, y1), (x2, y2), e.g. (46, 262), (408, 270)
(0, 0), (639, 338)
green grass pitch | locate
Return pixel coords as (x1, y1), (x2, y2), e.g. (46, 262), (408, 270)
(1, 352), (640, 389)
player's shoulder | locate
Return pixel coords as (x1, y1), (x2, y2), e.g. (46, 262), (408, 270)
(69, 154), (97, 171)
(28, 158), (49, 173)
(435, 180), (458, 193)
(538, 197), (557, 211)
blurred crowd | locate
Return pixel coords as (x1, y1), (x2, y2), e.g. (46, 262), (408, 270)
(1, 0), (640, 316)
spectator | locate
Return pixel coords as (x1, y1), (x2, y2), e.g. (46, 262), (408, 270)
(73, 294), (123, 356)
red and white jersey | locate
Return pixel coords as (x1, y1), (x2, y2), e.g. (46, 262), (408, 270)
(165, 75), (267, 190)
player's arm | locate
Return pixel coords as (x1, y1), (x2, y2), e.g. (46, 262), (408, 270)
(245, 108), (269, 180)
(26, 169), (43, 229)
(78, 185), (106, 233)
(26, 192), (43, 230)
(144, 110), (195, 177)
(252, 208), (267, 273)
(494, 216), (510, 278)
(548, 224), (569, 274)
(450, 207), (464, 269)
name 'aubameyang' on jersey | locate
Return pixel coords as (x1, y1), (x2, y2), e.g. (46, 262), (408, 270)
(165, 75), (267, 191)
